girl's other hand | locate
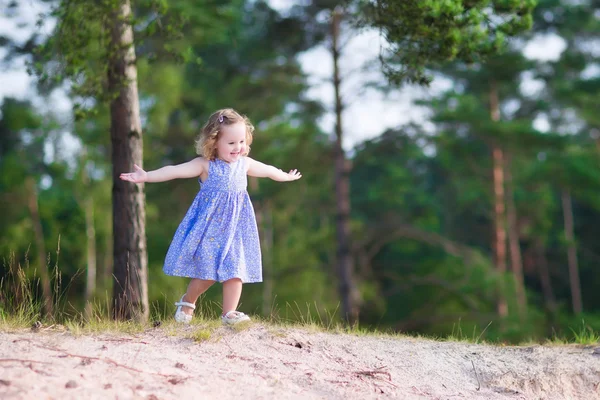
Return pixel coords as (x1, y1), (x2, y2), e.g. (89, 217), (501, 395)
(286, 169), (302, 181)
(120, 164), (148, 183)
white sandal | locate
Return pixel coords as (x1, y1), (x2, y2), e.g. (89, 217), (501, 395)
(174, 295), (195, 324)
(221, 310), (251, 325)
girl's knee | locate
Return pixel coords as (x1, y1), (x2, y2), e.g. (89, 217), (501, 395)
(188, 278), (216, 290)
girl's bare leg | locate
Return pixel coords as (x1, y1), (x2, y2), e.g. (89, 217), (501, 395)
(222, 278), (243, 315)
(181, 278), (215, 316)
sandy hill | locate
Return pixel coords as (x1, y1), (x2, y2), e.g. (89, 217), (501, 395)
(1, 324), (599, 399)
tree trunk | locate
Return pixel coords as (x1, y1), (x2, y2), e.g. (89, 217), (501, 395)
(504, 153), (526, 320)
(76, 152), (97, 320)
(108, 0), (149, 322)
(248, 177), (274, 317)
(84, 191), (97, 320)
(534, 239), (557, 315)
(331, 9), (360, 324)
(25, 177), (53, 316)
(103, 214), (114, 293)
(561, 190), (582, 314)
(261, 201), (274, 317)
(489, 80), (508, 318)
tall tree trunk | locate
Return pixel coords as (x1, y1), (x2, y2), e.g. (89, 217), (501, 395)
(84, 195), (96, 319)
(331, 8), (360, 323)
(561, 190), (582, 314)
(83, 193), (97, 319)
(103, 215), (114, 293)
(249, 176), (275, 317)
(534, 239), (557, 315)
(489, 80), (508, 318)
(77, 152), (97, 320)
(108, 0), (148, 322)
(25, 177), (53, 316)
(504, 153), (526, 320)
(261, 202), (274, 317)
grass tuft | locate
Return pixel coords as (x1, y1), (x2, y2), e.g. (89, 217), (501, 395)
(190, 329), (212, 342)
(570, 319), (600, 345)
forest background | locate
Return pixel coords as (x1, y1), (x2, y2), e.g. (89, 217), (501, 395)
(1, 0), (599, 344)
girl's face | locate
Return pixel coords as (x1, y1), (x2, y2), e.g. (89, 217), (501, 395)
(216, 122), (247, 163)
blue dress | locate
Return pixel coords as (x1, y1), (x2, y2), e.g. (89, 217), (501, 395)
(163, 157), (262, 283)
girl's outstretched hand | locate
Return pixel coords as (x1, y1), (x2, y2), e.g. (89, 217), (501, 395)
(286, 169), (302, 181)
(120, 164), (148, 183)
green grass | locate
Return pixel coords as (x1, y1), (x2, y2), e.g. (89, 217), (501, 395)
(190, 329), (212, 342)
(445, 318), (494, 344)
(569, 319), (600, 345)
(2, 303), (599, 348)
(2, 256), (599, 346)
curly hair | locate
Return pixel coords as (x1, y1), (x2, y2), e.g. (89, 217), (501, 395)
(195, 108), (255, 160)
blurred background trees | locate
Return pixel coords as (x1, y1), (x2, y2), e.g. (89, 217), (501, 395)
(1, 0), (599, 342)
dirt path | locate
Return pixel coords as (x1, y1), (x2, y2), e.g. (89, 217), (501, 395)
(1, 324), (599, 399)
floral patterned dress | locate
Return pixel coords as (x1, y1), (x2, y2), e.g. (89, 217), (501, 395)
(163, 157), (262, 283)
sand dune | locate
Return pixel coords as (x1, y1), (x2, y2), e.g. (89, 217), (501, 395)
(1, 324), (599, 399)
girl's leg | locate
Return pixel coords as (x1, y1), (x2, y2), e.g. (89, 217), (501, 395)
(222, 278), (243, 315)
(181, 278), (215, 316)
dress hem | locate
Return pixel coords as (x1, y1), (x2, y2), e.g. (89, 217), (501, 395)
(163, 271), (262, 284)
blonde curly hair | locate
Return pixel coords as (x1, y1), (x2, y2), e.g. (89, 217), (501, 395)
(195, 108), (255, 160)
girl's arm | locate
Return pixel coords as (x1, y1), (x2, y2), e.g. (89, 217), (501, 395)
(246, 157), (301, 182)
(120, 157), (206, 183)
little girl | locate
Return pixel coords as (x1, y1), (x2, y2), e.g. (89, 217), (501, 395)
(120, 108), (301, 325)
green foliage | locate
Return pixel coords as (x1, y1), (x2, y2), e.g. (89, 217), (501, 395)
(30, 0), (238, 118)
(363, 0), (537, 85)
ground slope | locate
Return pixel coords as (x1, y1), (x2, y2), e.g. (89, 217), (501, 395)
(1, 324), (599, 399)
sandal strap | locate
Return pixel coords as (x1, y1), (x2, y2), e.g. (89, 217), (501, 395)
(175, 294), (196, 310)
(223, 311), (243, 318)
(175, 301), (196, 310)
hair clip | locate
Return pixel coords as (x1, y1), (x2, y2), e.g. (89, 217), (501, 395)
(218, 115), (224, 123)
